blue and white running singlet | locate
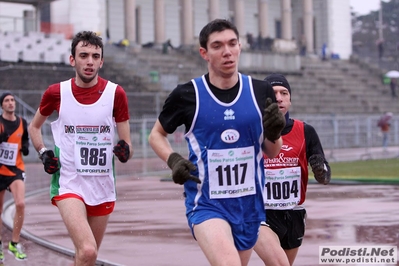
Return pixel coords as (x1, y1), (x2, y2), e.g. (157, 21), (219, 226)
(184, 73), (265, 225)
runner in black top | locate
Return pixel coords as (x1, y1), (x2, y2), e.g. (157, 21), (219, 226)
(255, 73), (331, 266)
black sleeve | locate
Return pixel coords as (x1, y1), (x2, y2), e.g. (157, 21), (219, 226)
(158, 82), (196, 134)
(21, 118), (29, 156)
(304, 122), (331, 172)
(252, 78), (277, 112)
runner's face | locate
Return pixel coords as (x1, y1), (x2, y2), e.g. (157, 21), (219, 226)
(1, 95), (15, 113)
(70, 41), (103, 85)
(273, 85), (291, 115)
(200, 29), (241, 78)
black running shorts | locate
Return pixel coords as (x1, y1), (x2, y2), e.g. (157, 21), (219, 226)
(262, 208), (307, 249)
(0, 173), (25, 192)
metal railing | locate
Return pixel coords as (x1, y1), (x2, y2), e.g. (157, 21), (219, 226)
(37, 114), (399, 162)
(7, 93), (399, 168)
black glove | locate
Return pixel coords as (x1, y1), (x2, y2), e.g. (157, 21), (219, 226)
(263, 98), (286, 142)
(20, 146), (29, 156)
(40, 150), (60, 174)
(0, 132), (8, 144)
(167, 152), (201, 185)
(309, 154), (330, 185)
(113, 140), (130, 163)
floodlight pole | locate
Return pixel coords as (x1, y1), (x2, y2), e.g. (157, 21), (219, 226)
(379, 0), (383, 41)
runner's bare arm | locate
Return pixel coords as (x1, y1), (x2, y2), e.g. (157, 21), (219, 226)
(148, 119), (174, 162)
(28, 108), (48, 152)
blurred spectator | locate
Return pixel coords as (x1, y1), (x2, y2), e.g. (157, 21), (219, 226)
(330, 53), (340, 60)
(264, 36), (274, 51)
(376, 38), (384, 60)
(389, 78), (397, 98)
(114, 39), (129, 47)
(321, 43), (328, 61)
(299, 34), (306, 56)
(162, 39), (175, 54)
(142, 42), (154, 48)
(254, 34), (274, 51)
(106, 28), (110, 43)
(377, 111), (393, 150)
(246, 33), (254, 49)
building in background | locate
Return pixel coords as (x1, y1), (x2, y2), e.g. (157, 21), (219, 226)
(0, 0), (352, 59)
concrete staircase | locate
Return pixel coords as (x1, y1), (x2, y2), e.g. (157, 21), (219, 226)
(2, 45), (398, 118)
(274, 57), (399, 115)
(0, 61), (74, 112)
(102, 44), (206, 92)
(101, 44), (208, 117)
(101, 47), (399, 116)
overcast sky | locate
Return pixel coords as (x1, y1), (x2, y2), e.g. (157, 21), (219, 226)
(350, 0), (383, 15)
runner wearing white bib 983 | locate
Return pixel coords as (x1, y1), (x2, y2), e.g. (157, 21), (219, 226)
(254, 73), (331, 266)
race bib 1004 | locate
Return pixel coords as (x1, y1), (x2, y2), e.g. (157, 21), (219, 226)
(263, 166), (301, 210)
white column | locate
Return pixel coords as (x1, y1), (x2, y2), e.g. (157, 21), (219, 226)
(125, 0), (136, 43)
(181, 0), (193, 45)
(281, 0), (292, 40)
(258, 0), (269, 38)
(154, 0), (165, 45)
(378, 0), (383, 40)
(208, 0), (220, 21)
(234, 0), (245, 41)
(303, 0), (314, 53)
(35, 5), (41, 32)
